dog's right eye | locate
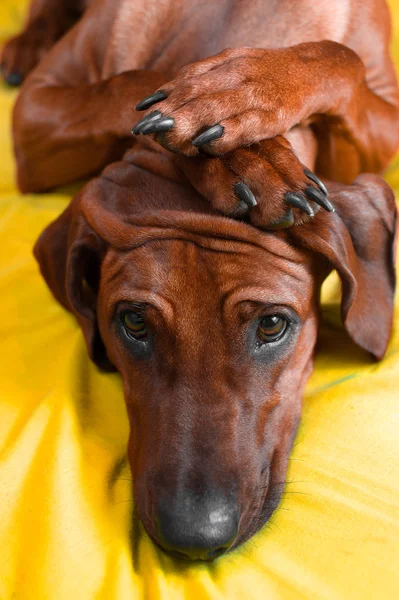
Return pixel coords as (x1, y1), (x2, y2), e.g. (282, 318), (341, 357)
(257, 315), (288, 343)
(122, 311), (147, 340)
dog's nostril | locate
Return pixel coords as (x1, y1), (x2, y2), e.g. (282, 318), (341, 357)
(155, 491), (239, 561)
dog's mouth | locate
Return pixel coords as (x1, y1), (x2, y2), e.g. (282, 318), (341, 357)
(151, 541), (229, 562)
(225, 463), (286, 553)
(232, 481), (286, 552)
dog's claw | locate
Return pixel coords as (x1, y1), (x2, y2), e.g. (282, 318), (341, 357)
(132, 110), (163, 135)
(192, 125), (224, 147)
(231, 199), (250, 217)
(304, 168), (328, 196)
(285, 192), (314, 217)
(266, 208), (295, 230)
(135, 90), (168, 111)
(234, 182), (257, 209)
(4, 71), (23, 86)
(305, 185), (335, 212)
(139, 117), (174, 135)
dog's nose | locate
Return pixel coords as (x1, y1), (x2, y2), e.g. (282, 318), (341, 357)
(155, 491), (239, 560)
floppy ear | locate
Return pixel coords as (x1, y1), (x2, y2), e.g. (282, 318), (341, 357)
(289, 174), (397, 360)
(33, 192), (115, 372)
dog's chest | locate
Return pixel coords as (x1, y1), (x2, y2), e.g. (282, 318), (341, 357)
(101, 0), (351, 79)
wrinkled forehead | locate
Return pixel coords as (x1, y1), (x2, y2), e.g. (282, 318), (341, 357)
(100, 232), (316, 316)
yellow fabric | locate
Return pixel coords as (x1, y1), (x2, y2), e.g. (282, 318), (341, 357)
(1, 2), (399, 598)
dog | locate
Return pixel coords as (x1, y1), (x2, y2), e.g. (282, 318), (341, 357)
(1, 0), (398, 561)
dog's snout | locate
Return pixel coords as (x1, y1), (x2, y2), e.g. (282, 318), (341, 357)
(155, 491), (239, 561)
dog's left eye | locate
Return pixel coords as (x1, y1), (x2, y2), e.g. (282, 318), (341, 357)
(257, 315), (287, 343)
(122, 311), (147, 339)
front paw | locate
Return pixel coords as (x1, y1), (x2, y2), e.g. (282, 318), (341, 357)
(176, 136), (334, 229)
(131, 47), (308, 156)
(1, 18), (61, 86)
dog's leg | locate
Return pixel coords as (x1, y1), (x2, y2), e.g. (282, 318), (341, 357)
(14, 70), (166, 193)
(133, 41), (399, 182)
(12, 9), (167, 193)
(0, 0), (89, 86)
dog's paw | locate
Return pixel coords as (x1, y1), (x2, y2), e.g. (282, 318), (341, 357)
(1, 18), (61, 86)
(176, 136), (334, 229)
(131, 47), (315, 156)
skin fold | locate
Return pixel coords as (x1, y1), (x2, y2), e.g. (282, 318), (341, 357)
(2, 0), (399, 559)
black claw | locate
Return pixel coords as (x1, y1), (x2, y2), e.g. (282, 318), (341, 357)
(231, 199), (250, 217)
(234, 182), (257, 209)
(135, 90), (167, 111)
(285, 192), (314, 217)
(305, 185), (335, 212)
(132, 110), (163, 135)
(139, 117), (174, 135)
(192, 125), (224, 147)
(5, 71), (23, 87)
(304, 168), (328, 196)
(267, 209), (295, 230)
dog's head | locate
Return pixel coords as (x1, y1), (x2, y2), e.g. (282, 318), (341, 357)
(34, 153), (397, 560)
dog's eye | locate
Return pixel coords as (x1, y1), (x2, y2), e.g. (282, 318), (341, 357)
(257, 315), (287, 343)
(122, 311), (147, 339)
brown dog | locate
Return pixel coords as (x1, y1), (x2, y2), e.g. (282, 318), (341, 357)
(2, 0), (399, 560)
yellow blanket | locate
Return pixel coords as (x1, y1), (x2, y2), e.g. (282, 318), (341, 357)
(1, 2), (398, 598)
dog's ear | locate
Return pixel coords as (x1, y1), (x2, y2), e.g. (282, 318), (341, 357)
(33, 192), (115, 372)
(289, 174), (397, 360)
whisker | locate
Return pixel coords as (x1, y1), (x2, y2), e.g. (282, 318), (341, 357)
(270, 479), (309, 488)
(284, 480), (309, 485)
(281, 491), (312, 496)
(268, 519), (282, 533)
(292, 434), (305, 449)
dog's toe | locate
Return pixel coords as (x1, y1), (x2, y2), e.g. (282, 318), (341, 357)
(304, 184), (335, 212)
(3, 71), (23, 87)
